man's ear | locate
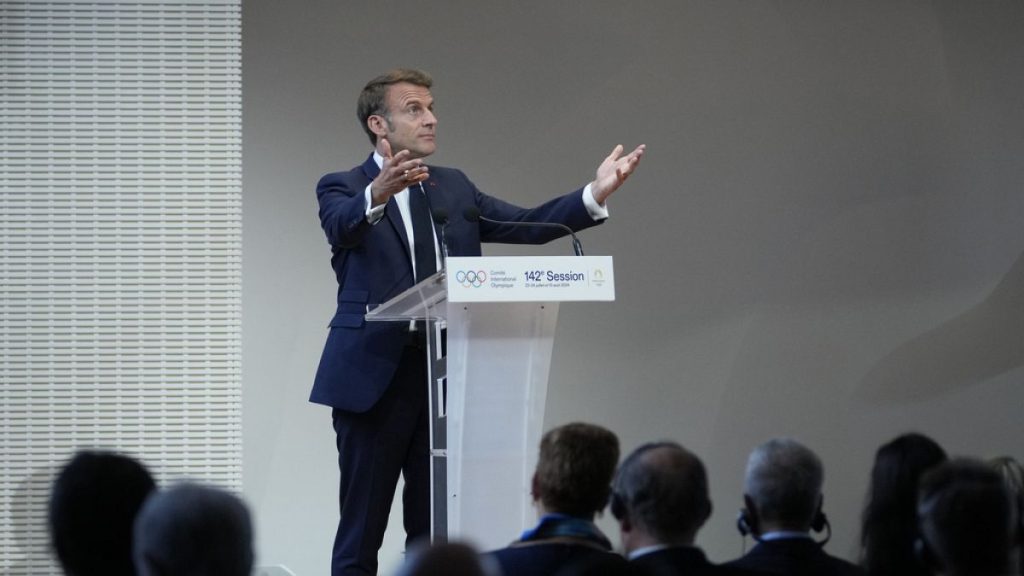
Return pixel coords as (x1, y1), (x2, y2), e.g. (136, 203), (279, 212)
(700, 498), (713, 526)
(743, 494), (755, 515)
(367, 114), (388, 139)
(139, 551), (167, 576)
(742, 494), (759, 534)
(530, 473), (540, 502)
(619, 508), (633, 532)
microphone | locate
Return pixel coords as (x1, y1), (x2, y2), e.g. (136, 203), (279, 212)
(432, 207), (450, 266)
(462, 207), (585, 256)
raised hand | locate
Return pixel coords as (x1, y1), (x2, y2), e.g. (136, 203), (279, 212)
(590, 144), (646, 205)
(370, 138), (430, 206)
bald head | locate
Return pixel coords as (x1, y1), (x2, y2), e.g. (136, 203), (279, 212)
(612, 442), (711, 547)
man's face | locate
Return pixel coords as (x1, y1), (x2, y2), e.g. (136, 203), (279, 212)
(373, 82), (437, 159)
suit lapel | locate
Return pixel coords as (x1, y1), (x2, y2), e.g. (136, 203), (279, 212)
(360, 153), (414, 272)
(422, 174), (448, 248)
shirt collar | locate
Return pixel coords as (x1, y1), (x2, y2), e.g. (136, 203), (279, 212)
(628, 543), (701, 560)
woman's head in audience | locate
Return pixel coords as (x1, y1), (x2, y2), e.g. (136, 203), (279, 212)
(860, 432), (946, 576)
(395, 542), (495, 576)
(917, 459), (1014, 576)
(989, 456), (1024, 576)
(48, 450), (156, 576)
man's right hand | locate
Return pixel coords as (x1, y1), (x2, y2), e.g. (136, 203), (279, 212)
(370, 138), (430, 206)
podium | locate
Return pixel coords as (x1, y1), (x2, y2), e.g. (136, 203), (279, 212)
(365, 255), (615, 550)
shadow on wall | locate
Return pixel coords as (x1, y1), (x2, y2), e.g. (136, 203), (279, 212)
(856, 249), (1024, 405)
(4, 466), (60, 574)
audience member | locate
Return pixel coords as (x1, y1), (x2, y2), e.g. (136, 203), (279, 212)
(989, 456), (1024, 576)
(860, 433), (947, 576)
(133, 482), (253, 576)
(48, 450), (156, 576)
(725, 438), (861, 576)
(916, 459), (1015, 576)
(552, 552), (635, 576)
(611, 441), (743, 575)
(486, 422), (621, 576)
(395, 542), (496, 576)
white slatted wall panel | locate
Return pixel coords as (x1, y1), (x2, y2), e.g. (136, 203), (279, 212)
(0, 2), (241, 573)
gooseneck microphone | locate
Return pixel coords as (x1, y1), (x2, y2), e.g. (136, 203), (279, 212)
(462, 206), (585, 256)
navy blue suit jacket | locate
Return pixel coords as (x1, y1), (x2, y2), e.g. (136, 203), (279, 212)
(723, 539), (863, 576)
(311, 154), (604, 411)
(489, 543), (621, 576)
(632, 546), (754, 576)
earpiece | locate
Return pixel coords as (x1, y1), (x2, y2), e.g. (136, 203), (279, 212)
(736, 508), (761, 542)
(811, 509), (827, 533)
(735, 506), (830, 546)
(811, 510), (831, 547)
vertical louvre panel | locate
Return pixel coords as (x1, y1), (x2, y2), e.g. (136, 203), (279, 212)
(0, 2), (241, 573)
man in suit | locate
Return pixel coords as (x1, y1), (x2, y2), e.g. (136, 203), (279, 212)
(486, 422), (622, 576)
(611, 441), (745, 576)
(312, 68), (645, 576)
(725, 438), (862, 576)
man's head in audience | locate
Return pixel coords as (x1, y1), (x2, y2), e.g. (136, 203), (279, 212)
(532, 422), (620, 520)
(133, 483), (253, 576)
(917, 459), (1015, 576)
(610, 441), (712, 554)
(48, 450), (156, 576)
(396, 542), (495, 576)
(741, 438), (825, 536)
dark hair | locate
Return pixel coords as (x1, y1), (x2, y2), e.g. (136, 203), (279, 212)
(356, 68), (433, 145)
(133, 483), (253, 576)
(918, 459), (1014, 576)
(534, 422), (620, 518)
(48, 451), (156, 576)
(612, 442), (710, 542)
(860, 433), (947, 576)
(396, 542), (490, 576)
(989, 456), (1024, 576)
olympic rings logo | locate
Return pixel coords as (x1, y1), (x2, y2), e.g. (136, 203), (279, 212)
(455, 270), (487, 288)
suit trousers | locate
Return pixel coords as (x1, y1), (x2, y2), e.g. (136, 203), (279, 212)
(331, 342), (431, 576)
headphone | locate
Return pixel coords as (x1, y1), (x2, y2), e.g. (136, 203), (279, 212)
(736, 505), (831, 546)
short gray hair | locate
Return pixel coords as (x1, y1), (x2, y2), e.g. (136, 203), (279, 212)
(744, 438), (823, 529)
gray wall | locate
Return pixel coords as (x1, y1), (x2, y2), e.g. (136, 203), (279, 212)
(242, 2), (1024, 574)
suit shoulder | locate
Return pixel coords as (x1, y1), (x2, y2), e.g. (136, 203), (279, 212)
(317, 166), (362, 187)
(316, 165), (370, 198)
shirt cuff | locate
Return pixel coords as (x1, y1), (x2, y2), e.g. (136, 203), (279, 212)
(365, 184), (385, 224)
(582, 183), (609, 220)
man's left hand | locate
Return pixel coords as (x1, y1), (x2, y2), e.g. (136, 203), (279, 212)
(590, 144), (646, 205)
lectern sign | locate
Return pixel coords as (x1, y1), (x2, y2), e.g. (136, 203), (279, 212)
(446, 256), (615, 302)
